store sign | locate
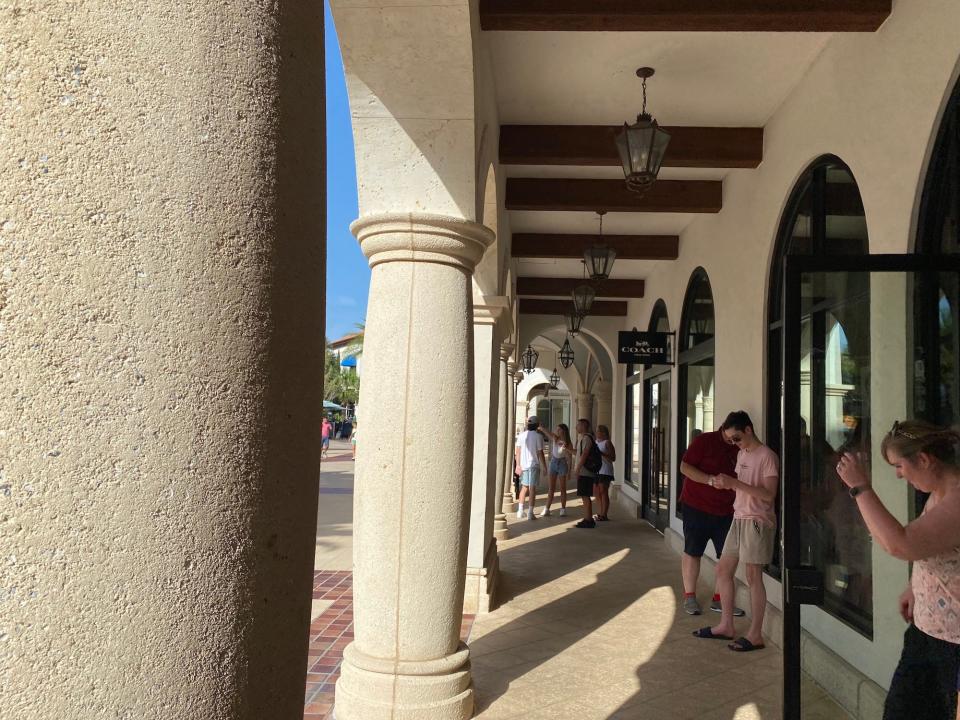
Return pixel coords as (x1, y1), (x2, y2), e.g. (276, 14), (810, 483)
(618, 331), (671, 365)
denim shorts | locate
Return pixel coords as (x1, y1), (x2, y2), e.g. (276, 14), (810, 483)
(548, 457), (568, 476)
(520, 467), (540, 488)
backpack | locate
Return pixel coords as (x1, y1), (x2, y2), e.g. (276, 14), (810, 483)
(583, 433), (603, 474)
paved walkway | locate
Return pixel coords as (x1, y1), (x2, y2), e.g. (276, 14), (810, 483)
(309, 448), (848, 720)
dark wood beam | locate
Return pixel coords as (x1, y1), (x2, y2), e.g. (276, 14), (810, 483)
(513, 233), (679, 260)
(519, 299), (628, 316)
(506, 178), (721, 213)
(479, 1), (891, 32)
(518, 277), (645, 298)
(500, 125), (763, 168)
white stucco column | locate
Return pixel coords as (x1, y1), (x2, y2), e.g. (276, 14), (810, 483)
(492, 349), (513, 540)
(337, 214), (493, 720)
(463, 302), (508, 614)
(577, 392), (594, 426)
(594, 379), (613, 429)
(501, 362), (520, 517)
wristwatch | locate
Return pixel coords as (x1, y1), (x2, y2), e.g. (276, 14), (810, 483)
(848, 484), (872, 499)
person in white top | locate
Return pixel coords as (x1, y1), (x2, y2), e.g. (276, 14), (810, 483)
(536, 423), (573, 517)
(514, 416), (548, 520)
(594, 425), (617, 521)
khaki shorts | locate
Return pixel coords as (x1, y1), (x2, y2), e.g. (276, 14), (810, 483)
(724, 518), (775, 565)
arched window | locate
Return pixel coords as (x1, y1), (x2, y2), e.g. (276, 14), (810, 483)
(648, 299), (670, 334)
(767, 156), (871, 635)
(915, 78), (960, 425)
(676, 270), (715, 518)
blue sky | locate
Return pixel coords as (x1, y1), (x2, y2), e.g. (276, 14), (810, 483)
(325, 2), (369, 343)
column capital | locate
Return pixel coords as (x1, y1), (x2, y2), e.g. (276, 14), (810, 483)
(507, 360), (519, 377)
(473, 295), (510, 327)
(499, 343), (515, 361)
(352, 213), (494, 270)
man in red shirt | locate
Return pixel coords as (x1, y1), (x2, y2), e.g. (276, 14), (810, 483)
(678, 427), (744, 616)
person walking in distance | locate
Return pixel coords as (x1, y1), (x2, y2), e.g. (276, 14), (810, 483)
(537, 423), (573, 517)
(573, 418), (601, 529)
(693, 411), (778, 651)
(321, 416), (332, 459)
(594, 425), (616, 521)
(514, 416), (548, 521)
(678, 424), (745, 617)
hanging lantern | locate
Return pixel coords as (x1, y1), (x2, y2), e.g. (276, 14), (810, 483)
(615, 67), (671, 195)
(564, 310), (584, 337)
(549, 368), (560, 389)
(559, 337), (575, 369)
(584, 211), (617, 281)
(521, 344), (539, 373)
(572, 284), (596, 316)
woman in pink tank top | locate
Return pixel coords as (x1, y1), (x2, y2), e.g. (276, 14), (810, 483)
(838, 420), (960, 720)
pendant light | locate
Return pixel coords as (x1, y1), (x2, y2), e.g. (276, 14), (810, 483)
(559, 336), (575, 369)
(584, 210), (616, 281)
(615, 67), (671, 195)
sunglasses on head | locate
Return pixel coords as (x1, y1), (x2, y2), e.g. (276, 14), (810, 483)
(890, 420), (919, 440)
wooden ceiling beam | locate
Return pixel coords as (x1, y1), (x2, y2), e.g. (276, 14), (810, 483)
(500, 125), (763, 168)
(506, 178), (721, 213)
(518, 277), (645, 298)
(513, 233), (679, 260)
(519, 299), (628, 316)
(479, 1), (891, 32)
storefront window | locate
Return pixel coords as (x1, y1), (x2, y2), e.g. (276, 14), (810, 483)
(677, 271), (715, 518)
(768, 156), (872, 635)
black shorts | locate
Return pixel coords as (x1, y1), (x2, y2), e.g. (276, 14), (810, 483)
(577, 475), (595, 497)
(596, 474), (614, 485)
(682, 504), (733, 558)
(883, 624), (959, 719)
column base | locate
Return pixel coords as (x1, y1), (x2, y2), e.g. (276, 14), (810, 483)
(463, 540), (499, 614)
(335, 643), (473, 720)
(502, 492), (517, 515)
(492, 512), (510, 541)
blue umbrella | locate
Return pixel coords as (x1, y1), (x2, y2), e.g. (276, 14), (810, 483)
(323, 400), (345, 411)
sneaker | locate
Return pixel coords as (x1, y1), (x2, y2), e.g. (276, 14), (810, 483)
(527, 511), (536, 520)
(683, 596), (703, 615)
(558, 507), (567, 517)
(574, 519), (596, 528)
(538, 507), (551, 517)
(710, 599), (746, 617)
(516, 506), (524, 519)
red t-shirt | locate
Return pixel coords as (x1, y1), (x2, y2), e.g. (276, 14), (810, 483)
(679, 430), (739, 516)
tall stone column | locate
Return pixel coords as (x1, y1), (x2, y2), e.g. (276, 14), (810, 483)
(492, 347), (513, 541)
(594, 379), (613, 429)
(577, 392), (595, 426)
(4, 4), (326, 719)
(501, 361), (520, 517)
(463, 302), (508, 614)
(336, 214), (493, 720)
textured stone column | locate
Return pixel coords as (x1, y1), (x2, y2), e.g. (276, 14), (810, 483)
(492, 347), (513, 541)
(337, 214), (493, 720)
(594, 379), (613, 428)
(463, 302), (507, 614)
(3, 4), (326, 719)
(577, 392), (595, 425)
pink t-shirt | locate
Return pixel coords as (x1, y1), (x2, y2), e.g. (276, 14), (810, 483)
(733, 444), (779, 528)
(321, 421), (331, 439)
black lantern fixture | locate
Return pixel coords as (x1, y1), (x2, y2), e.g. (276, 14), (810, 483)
(572, 283), (596, 316)
(549, 367), (561, 390)
(564, 310), (584, 337)
(559, 336), (575, 369)
(584, 211), (616, 281)
(521, 344), (539, 373)
(615, 67), (671, 195)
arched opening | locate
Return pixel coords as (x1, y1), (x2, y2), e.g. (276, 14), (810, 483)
(676, 270), (716, 521)
(915, 76), (960, 426)
(768, 155), (872, 635)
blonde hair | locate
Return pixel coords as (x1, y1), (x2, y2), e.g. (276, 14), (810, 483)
(597, 424), (610, 437)
(880, 419), (960, 467)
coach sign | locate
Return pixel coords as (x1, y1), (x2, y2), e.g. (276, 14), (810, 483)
(618, 331), (672, 365)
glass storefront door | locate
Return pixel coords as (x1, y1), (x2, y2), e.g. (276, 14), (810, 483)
(782, 255), (960, 720)
(642, 372), (671, 531)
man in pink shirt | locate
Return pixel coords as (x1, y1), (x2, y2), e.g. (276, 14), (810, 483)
(321, 417), (332, 459)
(693, 410), (779, 652)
